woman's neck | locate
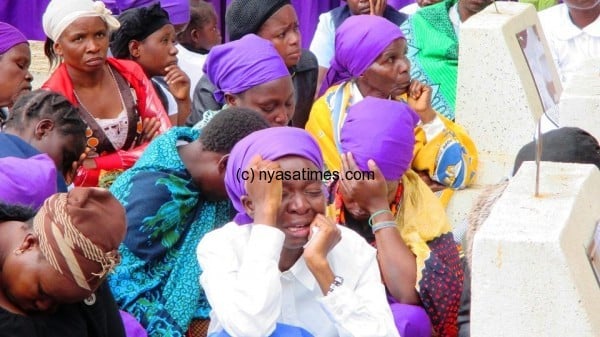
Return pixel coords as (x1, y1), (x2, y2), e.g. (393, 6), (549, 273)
(66, 63), (108, 89)
(279, 248), (303, 272)
(569, 7), (600, 29)
(355, 78), (389, 99)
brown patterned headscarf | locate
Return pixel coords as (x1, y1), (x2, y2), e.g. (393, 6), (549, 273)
(33, 187), (126, 291)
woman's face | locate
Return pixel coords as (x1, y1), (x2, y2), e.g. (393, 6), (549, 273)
(54, 17), (110, 73)
(347, 0), (372, 15)
(258, 4), (301, 68)
(340, 180), (399, 221)
(274, 156), (326, 250)
(1, 227), (93, 313)
(360, 38), (411, 98)
(0, 43), (32, 108)
(134, 24), (178, 77)
(228, 76), (295, 127)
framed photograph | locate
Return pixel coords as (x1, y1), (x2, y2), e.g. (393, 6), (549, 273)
(516, 25), (561, 125)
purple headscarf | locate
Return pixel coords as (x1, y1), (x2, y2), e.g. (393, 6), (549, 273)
(319, 14), (405, 97)
(225, 127), (324, 225)
(0, 22), (28, 55)
(340, 97), (418, 180)
(203, 34), (290, 104)
(0, 154), (58, 210)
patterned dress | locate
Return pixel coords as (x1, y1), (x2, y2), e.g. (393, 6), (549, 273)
(108, 127), (233, 337)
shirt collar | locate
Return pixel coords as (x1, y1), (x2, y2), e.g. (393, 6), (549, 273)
(554, 5), (600, 40)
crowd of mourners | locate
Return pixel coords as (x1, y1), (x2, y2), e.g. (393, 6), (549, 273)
(0, 0), (598, 336)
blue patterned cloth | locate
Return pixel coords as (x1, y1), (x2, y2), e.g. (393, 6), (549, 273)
(108, 127), (233, 337)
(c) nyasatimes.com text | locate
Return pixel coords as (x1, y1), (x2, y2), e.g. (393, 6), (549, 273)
(236, 168), (375, 183)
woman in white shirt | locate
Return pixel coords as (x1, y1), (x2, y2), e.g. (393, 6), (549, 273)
(196, 127), (399, 337)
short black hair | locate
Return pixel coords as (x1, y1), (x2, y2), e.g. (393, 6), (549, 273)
(5, 90), (87, 173)
(513, 127), (600, 175)
(0, 202), (35, 223)
(200, 107), (269, 153)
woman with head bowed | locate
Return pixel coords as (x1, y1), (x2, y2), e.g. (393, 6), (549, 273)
(0, 22), (33, 125)
(306, 14), (478, 207)
(330, 97), (464, 337)
(0, 187), (127, 336)
(41, 0), (172, 188)
(1, 90), (88, 194)
(197, 127), (400, 337)
(189, 0), (318, 128)
(192, 34), (295, 129)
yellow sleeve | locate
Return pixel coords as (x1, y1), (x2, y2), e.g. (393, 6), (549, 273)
(412, 114), (478, 190)
(305, 96), (342, 173)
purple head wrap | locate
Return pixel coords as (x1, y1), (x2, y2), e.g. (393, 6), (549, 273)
(0, 22), (28, 55)
(0, 154), (58, 210)
(340, 97), (418, 180)
(225, 127), (324, 225)
(319, 15), (404, 97)
(203, 34), (290, 104)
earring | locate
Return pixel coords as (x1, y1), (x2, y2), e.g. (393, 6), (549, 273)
(13, 248), (24, 256)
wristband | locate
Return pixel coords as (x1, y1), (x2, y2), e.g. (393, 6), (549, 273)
(368, 209), (393, 227)
(371, 221), (397, 234)
(327, 275), (344, 295)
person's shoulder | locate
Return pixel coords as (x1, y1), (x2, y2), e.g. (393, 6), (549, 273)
(296, 49), (319, 72)
(198, 222), (250, 253)
(337, 225), (377, 252)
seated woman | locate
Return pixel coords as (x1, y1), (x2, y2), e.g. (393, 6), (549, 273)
(0, 188), (126, 336)
(197, 127), (399, 337)
(332, 97), (464, 337)
(41, 0), (171, 188)
(110, 3), (192, 126)
(1, 90), (87, 192)
(0, 21), (33, 126)
(107, 108), (269, 337)
(306, 14), (477, 207)
(189, 0), (318, 128)
(192, 34), (295, 129)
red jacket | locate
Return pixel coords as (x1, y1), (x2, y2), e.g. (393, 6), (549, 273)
(43, 58), (172, 186)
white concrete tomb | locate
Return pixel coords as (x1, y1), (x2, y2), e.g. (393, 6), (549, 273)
(471, 161), (600, 337)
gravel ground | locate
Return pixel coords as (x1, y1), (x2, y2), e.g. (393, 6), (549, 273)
(30, 40), (52, 89)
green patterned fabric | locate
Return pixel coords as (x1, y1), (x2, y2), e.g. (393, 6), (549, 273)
(401, 0), (458, 120)
(108, 127), (233, 337)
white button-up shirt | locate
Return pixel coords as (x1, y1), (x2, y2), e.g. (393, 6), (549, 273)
(539, 5), (600, 84)
(197, 222), (399, 337)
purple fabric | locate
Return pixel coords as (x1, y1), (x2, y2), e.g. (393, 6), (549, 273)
(0, 22), (28, 54)
(225, 127), (324, 225)
(111, 0), (190, 24)
(389, 303), (433, 337)
(204, 34), (290, 104)
(0, 154), (57, 209)
(340, 97), (418, 181)
(319, 14), (404, 97)
(119, 310), (148, 337)
(0, 0), (340, 44)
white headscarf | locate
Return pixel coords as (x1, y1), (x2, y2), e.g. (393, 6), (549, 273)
(43, 0), (121, 41)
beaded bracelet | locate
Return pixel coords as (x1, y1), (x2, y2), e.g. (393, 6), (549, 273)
(371, 221), (397, 234)
(368, 209), (393, 227)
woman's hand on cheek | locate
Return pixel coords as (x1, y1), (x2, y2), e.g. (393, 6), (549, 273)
(245, 154), (282, 225)
(303, 214), (341, 264)
(340, 153), (389, 214)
